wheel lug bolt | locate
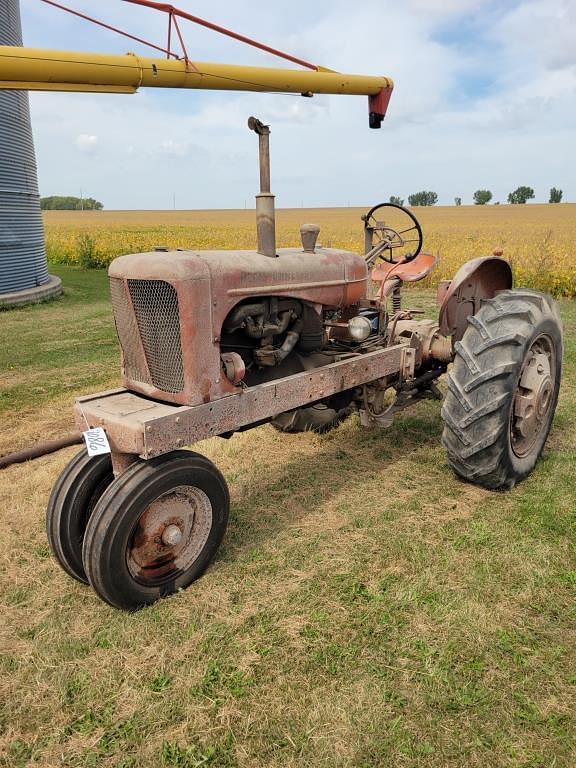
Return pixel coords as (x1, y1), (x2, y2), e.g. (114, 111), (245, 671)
(162, 524), (183, 546)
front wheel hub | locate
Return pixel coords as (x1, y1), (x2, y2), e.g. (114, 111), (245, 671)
(161, 524), (183, 546)
(127, 486), (213, 585)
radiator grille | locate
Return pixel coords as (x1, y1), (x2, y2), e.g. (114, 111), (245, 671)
(110, 277), (149, 384)
(109, 278), (184, 393)
(127, 279), (184, 393)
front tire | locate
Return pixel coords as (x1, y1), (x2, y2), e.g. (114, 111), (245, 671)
(82, 451), (229, 610)
(46, 449), (114, 583)
(441, 289), (562, 489)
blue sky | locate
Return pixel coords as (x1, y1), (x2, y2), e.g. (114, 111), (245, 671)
(18, 0), (576, 208)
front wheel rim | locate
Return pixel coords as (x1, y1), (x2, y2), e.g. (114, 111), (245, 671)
(126, 485), (213, 587)
(510, 333), (556, 459)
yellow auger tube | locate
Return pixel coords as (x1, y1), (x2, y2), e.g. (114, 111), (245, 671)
(0, 46), (393, 96)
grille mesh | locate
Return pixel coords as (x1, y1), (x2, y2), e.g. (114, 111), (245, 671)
(127, 279), (184, 393)
(110, 277), (149, 384)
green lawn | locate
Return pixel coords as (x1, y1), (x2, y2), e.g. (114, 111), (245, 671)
(0, 266), (119, 419)
(1, 267), (575, 767)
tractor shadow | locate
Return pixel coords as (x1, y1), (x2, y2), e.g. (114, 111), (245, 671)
(219, 404), (446, 561)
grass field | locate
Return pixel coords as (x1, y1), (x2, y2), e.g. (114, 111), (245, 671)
(1, 260), (575, 767)
(43, 204), (576, 297)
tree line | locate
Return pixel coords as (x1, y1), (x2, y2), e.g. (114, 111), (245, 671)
(40, 196), (104, 210)
(389, 187), (564, 207)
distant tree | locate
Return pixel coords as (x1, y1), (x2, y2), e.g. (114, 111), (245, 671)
(454, 197), (462, 206)
(507, 186), (535, 205)
(389, 195), (404, 206)
(408, 191), (438, 207)
(41, 195), (103, 210)
(549, 187), (563, 203)
(85, 198), (103, 211)
(473, 189), (492, 205)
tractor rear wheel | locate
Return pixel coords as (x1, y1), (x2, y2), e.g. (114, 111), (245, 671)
(46, 449), (114, 583)
(82, 451), (229, 610)
(441, 289), (562, 489)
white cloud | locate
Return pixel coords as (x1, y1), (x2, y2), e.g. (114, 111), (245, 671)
(159, 139), (190, 157)
(403, 0), (494, 20)
(75, 133), (98, 153)
(496, 0), (576, 72)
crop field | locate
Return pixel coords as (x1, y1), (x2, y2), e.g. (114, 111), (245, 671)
(1, 205), (575, 767)
(43, 203), (576, 297)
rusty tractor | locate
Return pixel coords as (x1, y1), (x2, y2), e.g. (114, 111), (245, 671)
(47, 119), (563, 610)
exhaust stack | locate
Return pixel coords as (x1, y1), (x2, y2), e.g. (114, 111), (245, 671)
(248, 116), (276, 257)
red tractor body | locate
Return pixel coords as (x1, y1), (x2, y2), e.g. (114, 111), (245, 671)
(48, 118), (562, 611)
(109, 246), (367, 406)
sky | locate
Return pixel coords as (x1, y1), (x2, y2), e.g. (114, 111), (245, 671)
(17, 0), (576, 209)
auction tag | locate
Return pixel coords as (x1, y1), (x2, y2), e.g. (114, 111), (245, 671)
(83, 427), (111, 457)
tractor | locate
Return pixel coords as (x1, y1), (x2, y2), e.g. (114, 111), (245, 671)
(46, 117), (563, 610)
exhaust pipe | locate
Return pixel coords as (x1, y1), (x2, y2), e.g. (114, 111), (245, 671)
(248, 116), (276, 257)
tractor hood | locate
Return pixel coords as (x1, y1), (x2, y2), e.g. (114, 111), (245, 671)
(109, 246), (368, 309)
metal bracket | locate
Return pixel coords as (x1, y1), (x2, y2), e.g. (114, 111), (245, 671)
(400, 347), (416, 383)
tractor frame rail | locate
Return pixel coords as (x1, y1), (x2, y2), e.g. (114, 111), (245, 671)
(75, 343), (409, 461)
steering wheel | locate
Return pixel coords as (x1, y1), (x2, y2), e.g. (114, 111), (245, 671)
(362, 202), (423, 264)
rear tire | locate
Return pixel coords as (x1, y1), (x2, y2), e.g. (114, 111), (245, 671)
(441, 289), (562, 489)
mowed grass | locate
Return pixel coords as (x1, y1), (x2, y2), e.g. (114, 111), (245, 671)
(1, 266), (576, 767)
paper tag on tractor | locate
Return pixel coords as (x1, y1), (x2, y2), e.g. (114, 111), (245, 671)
(83, 427), (111, 457)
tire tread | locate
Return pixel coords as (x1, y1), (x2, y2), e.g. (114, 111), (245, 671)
(441, 290), (562, 489)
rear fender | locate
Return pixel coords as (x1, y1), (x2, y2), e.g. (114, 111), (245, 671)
(438, 257), (512, 341)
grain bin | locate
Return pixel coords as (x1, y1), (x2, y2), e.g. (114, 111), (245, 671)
(0, 0), (61, 306)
